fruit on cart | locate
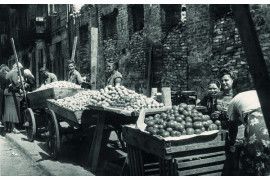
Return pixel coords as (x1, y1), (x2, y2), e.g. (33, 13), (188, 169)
(144, 103), (219, 138)
(34, 81), (82, 91)
(86, 85), (164, 111)
(161, 131), (170, 138)
(208, 124), (218, 131)
(52, 90), (99, 111)
(186, 128), (195, 135)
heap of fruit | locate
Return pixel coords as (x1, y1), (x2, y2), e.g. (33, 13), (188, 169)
(34, 81), (82, 91)
(52, 90), (99, 111)
(144, 103), (221, 138)
(87, 85), (164, 111)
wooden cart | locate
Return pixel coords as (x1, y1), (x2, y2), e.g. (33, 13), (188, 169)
(23, 88), (84, 142)
(123, 125), (227, 176)
(45, 99), (91, 160)
(122, 108), (228, 176)
(84, 105), (172, 172)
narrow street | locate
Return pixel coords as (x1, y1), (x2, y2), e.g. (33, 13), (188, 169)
(0, 135), (46, 176)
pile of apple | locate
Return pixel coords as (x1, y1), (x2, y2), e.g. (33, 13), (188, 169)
(144, 103), (221, 138)
(87, 85), (164, 111)
(52, 90), (99, 111)
(35, 81), (82, 91)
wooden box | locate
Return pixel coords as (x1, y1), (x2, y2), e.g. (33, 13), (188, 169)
(122, 125), (227, 176)
(27, 88), (84, 110)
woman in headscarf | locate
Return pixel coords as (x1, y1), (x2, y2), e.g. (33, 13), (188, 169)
(3, 62), (24, 133)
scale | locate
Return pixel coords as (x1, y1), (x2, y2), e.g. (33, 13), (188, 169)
(179, 91), (197, 105)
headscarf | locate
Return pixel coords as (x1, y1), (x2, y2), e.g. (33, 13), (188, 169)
(12, 62), (23, 72)
(24, 69), (34, 79)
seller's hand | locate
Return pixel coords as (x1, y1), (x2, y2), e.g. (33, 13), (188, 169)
(211, 111), (221, 119)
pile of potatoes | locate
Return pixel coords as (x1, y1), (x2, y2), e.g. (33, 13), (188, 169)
(52, 90), (99, 111)
(51, 85), (164, 112)
(35, 81), (82, 91)
(87, 85), (164, 111)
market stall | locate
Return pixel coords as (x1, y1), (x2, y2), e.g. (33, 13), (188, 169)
(45, 85), (167, 171)
(23, 81), (83, 142)
(122, 105), (227, 176)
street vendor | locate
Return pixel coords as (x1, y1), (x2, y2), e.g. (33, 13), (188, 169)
(67, 60), (83, 85)
(211, 69), (235, 128)
(198, 79), (221, 115)
(23, 69), (35, 92)
(106, 61), (122, 87)
(3, 62), (24, 133)
(227, 76), (270, 175)
(39, 67), (58, 86)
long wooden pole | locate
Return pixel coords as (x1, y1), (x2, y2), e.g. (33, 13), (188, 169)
(231, 5), (270, 135)
(71, 36), (78, 61)
(10, 38), (28, 107)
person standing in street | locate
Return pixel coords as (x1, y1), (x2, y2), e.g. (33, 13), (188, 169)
(0, 64), (10, 127)
(227, 76), (270, 175)
(106, 61), (122, 87)
(39, 67), (58, 86)
(211, 69), (236, 129)
(67, 60), (83, 85)
(3, 62), (24, 133)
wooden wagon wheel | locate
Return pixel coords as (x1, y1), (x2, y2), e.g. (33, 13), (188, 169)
(24, 108), (36, 142)
(46, 109), (60, 160)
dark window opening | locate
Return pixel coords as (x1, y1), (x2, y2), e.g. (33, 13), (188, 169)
(128, 4), (144, 37)
(210, 5), (232, 20)
(101, 8), (118, 40)
(160, 4), (182, 33)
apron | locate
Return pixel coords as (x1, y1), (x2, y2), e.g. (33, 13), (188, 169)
(239, 108), (270, 175)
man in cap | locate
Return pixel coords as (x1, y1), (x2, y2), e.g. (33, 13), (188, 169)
(39, 67), (58, 86)
(67, 60), (83, 85)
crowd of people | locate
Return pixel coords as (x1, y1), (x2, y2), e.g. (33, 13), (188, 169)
(0, 57), (269, 175)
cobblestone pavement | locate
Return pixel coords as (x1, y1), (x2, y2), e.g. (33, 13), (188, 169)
(0, 135), (46, 176)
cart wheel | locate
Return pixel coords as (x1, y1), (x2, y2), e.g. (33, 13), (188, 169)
(46, 109), (60, 160)
(24, 108), (36, 142)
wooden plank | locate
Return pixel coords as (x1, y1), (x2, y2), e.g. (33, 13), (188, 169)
(27, 88), (83, 109)
(135, 147), (145, 175)
(167, 141), (225, 153)
(175, 151), (225, 162)
(177, 155), (226, 169)
(127, 145), (135, 175)
(201, 172), (222, 176)
(161, 87), (172, 106)
(90, 27), (98, 90)
(232, 5), (270, 133)
(71, 36), (78, 61)
(88, 112), (106, 172)
(46, 99), (83, 124)
(151, 88), (158, 97)
(177, 164), (224, 176)
(122, 126), (168, 159)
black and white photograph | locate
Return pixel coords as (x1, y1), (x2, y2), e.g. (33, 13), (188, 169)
(0, 1), (270, 176)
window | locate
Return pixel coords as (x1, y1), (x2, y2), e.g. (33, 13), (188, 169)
(101, 8), (118, 40)
(160, 4), (181, 32)
(210, 5), (231, 20)
(128, 5), (144, 36)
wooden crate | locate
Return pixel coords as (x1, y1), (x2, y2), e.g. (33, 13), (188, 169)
(123, 125), (227, 176)
(46, 99), (83, 124)
(27, 88), (84, 110)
